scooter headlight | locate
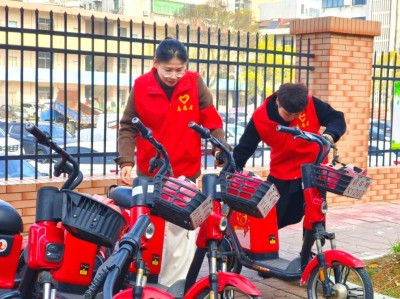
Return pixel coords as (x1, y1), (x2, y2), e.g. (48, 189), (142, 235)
(145, 222), (155, 240)
(321, 201), (328, 215)
(219, 216), (228, 232)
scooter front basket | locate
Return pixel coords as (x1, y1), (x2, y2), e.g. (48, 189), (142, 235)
(308, 164), (372, 199)
(61, 190), (127, 247)
(153, 175), (210, 230)
(220, 171), (273, 218)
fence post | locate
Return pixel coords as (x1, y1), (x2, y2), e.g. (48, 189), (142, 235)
(290, 17), (381, 205)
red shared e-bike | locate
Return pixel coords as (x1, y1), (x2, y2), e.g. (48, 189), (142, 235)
(82, 117), (263, 299)
(218, 125), (374, 299)
(0, 123), (127, 299)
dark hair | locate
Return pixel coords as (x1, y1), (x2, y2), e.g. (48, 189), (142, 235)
(155, 38), (189, 63)
(276, 83), (309, 113)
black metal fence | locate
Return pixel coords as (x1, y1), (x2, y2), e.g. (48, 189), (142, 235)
(369, 51), (400, 167)
(0, 6), (314, 179)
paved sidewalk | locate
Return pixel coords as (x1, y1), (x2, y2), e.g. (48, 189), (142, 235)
(203, 200), (400, 298)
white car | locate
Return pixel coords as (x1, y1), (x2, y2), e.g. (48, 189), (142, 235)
(368, 140), (399, 166)
(0, 128), (23, 156)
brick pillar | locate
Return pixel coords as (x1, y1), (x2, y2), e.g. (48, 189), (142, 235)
(290, 17), (381, 204)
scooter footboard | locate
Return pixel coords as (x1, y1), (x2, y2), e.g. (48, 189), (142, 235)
(113, 286), (175, 299)
(300, 249), (366, 286)
(185, 272), (262, 297)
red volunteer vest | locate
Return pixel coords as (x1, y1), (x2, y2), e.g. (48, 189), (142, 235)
(134, 68), (220, 178)
(252, 94), (322, 180)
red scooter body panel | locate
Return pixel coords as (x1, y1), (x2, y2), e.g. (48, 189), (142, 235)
(27, 221), (64, 270)
(113, 286), (175, 299)
(0, 233), (22, 288)
(229, 207), (279, 254)
(51, 230), (97, 285)
(185, 272), (262, 297)
(303, 187), (325, 230)
(196, 201), (224, 248)
(128, 207), (165, 276)
(300, 249), (366, 286)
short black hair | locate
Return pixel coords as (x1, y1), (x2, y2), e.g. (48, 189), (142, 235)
(276, 83), (309, 113)
(155, 38), (189, 63)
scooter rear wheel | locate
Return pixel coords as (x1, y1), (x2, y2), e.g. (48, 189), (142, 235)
(198, 286), (262, 299)
(307, 261), (374, 299)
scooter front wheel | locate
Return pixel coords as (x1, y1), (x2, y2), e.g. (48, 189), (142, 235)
(307, 261), (373, 299)
(198, 286), (262, 299)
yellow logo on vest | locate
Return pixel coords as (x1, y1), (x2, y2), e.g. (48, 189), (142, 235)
(177, 94), (193, 111)
(296, 113), (309, 128)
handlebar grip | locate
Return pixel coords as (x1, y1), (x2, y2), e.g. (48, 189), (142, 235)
(188, 121), (210, 139)
(132, 117), (152, 139)
(276, 125), (302, 137)
(25, 122), (50, 146)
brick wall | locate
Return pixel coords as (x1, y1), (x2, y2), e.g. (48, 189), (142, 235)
(2, 17), (400, 233)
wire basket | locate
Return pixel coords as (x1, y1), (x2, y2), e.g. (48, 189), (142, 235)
(153, 175), (210, 230)
(220, 171), (274, 218)
(61, 190), (127, 247)
(307, 164), (372, 199)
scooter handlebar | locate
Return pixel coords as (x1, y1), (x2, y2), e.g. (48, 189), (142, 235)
(25, 122), (51, 146)
(132, 117), (152, 139)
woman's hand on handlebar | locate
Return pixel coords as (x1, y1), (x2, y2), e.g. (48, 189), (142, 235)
(120, 165), (133, 185)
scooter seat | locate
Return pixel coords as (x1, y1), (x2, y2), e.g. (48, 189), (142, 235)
(0, 199), (23, 234)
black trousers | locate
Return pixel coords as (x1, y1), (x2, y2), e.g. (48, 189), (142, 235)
(267, 175), (305, 229)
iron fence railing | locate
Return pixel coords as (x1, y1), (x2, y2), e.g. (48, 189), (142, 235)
(369, 51), (400, 167)
(0, 6), (315, 179)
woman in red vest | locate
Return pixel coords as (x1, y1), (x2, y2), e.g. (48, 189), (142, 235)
(233, 83), (347, 229)
(115, 38), (227, 287)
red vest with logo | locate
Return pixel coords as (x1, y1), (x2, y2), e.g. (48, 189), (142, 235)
(252, 94), (322, 180)
(134, 68), (217, 177)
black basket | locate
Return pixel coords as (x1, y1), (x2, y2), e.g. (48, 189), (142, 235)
(220, 171), (273, 218)
(153, 176), (209, 230)
(308, 164), (371, 198)
(62, 190), (127, 247)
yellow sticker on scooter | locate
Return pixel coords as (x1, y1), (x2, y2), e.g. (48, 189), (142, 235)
(269, 235), (276, 244)
(80, 263), (89, 276)
(152, 254), (160, 266)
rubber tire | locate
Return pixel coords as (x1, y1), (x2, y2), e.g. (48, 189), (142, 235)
(198, 286), (262, 299)
(306, 262), (374, 299)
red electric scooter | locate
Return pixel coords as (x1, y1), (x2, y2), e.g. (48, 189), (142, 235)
(82, 117), (263, 299)
(0, 123), (127, 299)
(219, 125), (374, 299)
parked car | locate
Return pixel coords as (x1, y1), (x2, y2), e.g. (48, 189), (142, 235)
(368, 141), (399, 166)
(370, 119), (392, 134)
(22, 102), (37, 119)
(0, 159), (41, 179)
(0, 121), (76, 162)
(369, 125), (390, 141)
(0, 105), (21, 121)
(0, 128), (22, 155)
(64, 142), (118, 175)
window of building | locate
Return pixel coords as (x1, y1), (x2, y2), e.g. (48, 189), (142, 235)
(8, 21), (17, 28)
(309, 8), (320, 17)
(322, 0), (344, 8)
(353, 0), (366, 5)
(119, 27), (127, 37)
(8, 56), (18, 67)
(38, 18), (52, 30)
(38, 51), (51, 69)
(38, 86), (51, 100)
(119, 58), (128, 73)
(301, 4), (304, 14)
(153, 0), (185, 15)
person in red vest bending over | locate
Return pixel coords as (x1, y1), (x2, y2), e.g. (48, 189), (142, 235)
(115, 37), (228, 287)
(233, 82), (347, 229)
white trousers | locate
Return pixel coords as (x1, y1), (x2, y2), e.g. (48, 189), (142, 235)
(158, 222), (197, 287)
